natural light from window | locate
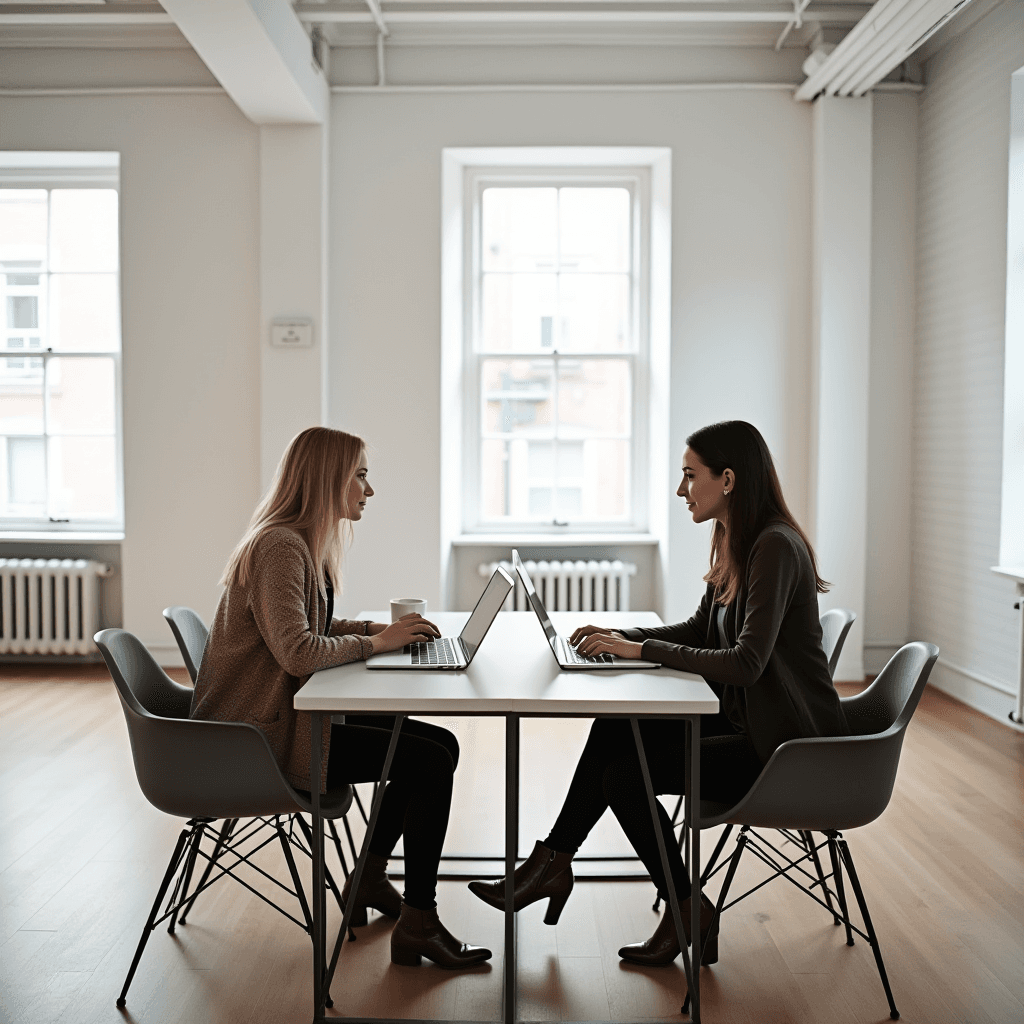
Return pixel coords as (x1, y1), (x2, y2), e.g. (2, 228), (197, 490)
(477, 185), (635, 526)
(0, 179), (121, 528)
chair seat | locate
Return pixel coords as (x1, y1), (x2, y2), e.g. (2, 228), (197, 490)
(292, 783), (354, 820)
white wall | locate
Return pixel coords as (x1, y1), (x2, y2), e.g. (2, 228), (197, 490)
(0, 89), (262, 661)
(912, 0), (1024, 717)
(0, 41), (928, 683)
(864, 92), (918, 673)
(327, 81), (816, 622)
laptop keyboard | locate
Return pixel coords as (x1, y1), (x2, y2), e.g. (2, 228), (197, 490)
(563, 641), (614, 665)
(408, 638), (459, 665)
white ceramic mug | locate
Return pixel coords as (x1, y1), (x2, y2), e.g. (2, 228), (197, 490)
(390, 597), (427, 622)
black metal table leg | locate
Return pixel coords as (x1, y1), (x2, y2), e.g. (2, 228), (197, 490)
(311, 712), (326, 1023)
(630, 718), (698, 1022)
(503, 714), (520, 1024)
(688, 715), (702, 1022)
(324, 715), (406, 994)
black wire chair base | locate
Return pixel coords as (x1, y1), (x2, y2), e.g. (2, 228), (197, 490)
(689, 824), (900, 1021)
(116, 813), (354, 1009)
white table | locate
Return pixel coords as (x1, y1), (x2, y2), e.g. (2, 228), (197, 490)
(295, 610), (719, 1024)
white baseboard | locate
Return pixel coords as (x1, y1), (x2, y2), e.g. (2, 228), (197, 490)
(862, 640), (1020, 727)
(926, 658), (1021, 728)
(146, 642), (185, 669)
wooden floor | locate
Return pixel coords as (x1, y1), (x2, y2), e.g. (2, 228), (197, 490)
(1, 664), (1022, 1024)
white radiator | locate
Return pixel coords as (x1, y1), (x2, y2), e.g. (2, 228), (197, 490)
(479, 559), (637, 613)
(0, 558), (113, 656)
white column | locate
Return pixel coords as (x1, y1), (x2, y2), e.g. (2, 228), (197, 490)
(259, 123), (329, 490)
(810, 95), (873, 682)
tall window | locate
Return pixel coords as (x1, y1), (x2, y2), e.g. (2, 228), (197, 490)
(0, 155), (122, 532)
(464, 172), (650, 533)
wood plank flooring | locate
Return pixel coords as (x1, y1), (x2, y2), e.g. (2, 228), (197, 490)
(0, 664), (1021, 1023)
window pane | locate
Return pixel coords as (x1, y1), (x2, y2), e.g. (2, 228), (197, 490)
(482, 359), (553, 436)
(0, 190), (48, 253)
(559, 188), (630, 273)
(557, 359), (631, 437)
(582, 439), (630, 518)
(48, 435), (117, 519)
(481, 437), (510, 519)
(0, 357), (44, 432)
(7, 295), (38, 329)
(481, 273), (556, 352)
(6, 436), (46, 511)
(49, 189), (118, 272)
(558, 274), (630, 351)
(47, 357), (116, 433)
(482, 188), (557, 271)
(49, 273), (119, 351)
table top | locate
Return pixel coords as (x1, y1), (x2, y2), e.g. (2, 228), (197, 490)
(294, 611), (719, 716)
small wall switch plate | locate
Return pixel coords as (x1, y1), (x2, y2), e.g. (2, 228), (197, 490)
(271, 319), (314, 348)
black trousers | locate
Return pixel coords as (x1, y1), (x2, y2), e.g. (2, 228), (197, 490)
(326, 716), (459, 910)
(544, 715), (763, 899)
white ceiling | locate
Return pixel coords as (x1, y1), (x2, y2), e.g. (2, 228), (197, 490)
(0, 0), (872, 50)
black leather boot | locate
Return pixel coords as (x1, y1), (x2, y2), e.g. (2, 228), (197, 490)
(342, 851), (403, 926)
(618, 894), (719, 966)
(390, 904), (492, 969)
(467, 840), (574, 925)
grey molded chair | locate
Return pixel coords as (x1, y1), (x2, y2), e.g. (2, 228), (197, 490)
(161, 605), (365, 880)
(662, 607), (858, 898)
(820, 606), (857, 678)
(162, 605), (209, 682)
(95, 628), (354, 1008)
(690, 641), (939, 1020)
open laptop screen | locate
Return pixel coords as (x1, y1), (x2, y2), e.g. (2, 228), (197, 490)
(512, 551), (559, 649)
(459, 565), (515, 661)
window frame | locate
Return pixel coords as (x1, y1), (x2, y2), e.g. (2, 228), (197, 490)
(460, 165), (653, 536)
(0, 156), (124, 535)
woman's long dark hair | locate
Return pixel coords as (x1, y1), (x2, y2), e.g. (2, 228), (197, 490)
(686, 420), (828, 605)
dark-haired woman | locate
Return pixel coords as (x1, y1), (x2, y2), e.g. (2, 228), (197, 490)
(468, 420), (848, 965)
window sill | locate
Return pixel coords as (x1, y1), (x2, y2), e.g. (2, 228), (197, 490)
(450, 533), (659, 547)
(0, 531), (125, 542)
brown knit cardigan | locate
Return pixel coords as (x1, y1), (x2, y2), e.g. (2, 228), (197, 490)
(190, 526), (374, 793)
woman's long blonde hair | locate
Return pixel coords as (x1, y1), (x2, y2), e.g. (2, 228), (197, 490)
(222, 426), (366, 597)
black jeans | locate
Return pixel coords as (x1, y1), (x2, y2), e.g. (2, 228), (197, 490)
(326, 716), (459, 910)
(544, 715), (763, 899)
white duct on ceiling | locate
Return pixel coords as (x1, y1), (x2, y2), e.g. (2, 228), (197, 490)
(795, 0), (975, 100)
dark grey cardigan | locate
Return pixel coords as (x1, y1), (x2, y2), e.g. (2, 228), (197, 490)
(620, 522), (848, 764)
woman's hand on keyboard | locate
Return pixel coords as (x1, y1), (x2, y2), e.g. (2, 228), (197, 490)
(369, 614), (441, 654)
(570, 625), (644, 661)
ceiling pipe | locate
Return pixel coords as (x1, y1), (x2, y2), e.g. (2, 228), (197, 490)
(796, 0), (903, 99)
(774, 0), (813, 50)
(826, 0), (936, 93)
(295, 6), (866, 23)
(840, 0), (971, 92)
(364, 0), (390, 36)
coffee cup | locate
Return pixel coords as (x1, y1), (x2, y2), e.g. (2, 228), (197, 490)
(391, 598), (427, 622)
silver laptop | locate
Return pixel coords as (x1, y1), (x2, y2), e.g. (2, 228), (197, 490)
(512, 550), (659, 671)
(366, 566), (514, 671)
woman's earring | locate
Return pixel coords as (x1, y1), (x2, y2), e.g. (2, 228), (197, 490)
(723, 490), (730, 495)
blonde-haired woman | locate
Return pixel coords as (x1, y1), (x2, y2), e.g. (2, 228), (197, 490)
(191, 426), (491, 969)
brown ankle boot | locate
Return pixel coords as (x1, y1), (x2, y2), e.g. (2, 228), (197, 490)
(390, 904), (492, 969)
(342, 851), (402, 926)
(618, 894), (719, 966)
(467, 840), (574, 925)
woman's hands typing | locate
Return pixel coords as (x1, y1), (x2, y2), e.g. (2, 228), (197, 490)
(369, 614), (442, 654)
(569, 624), (645, 660)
